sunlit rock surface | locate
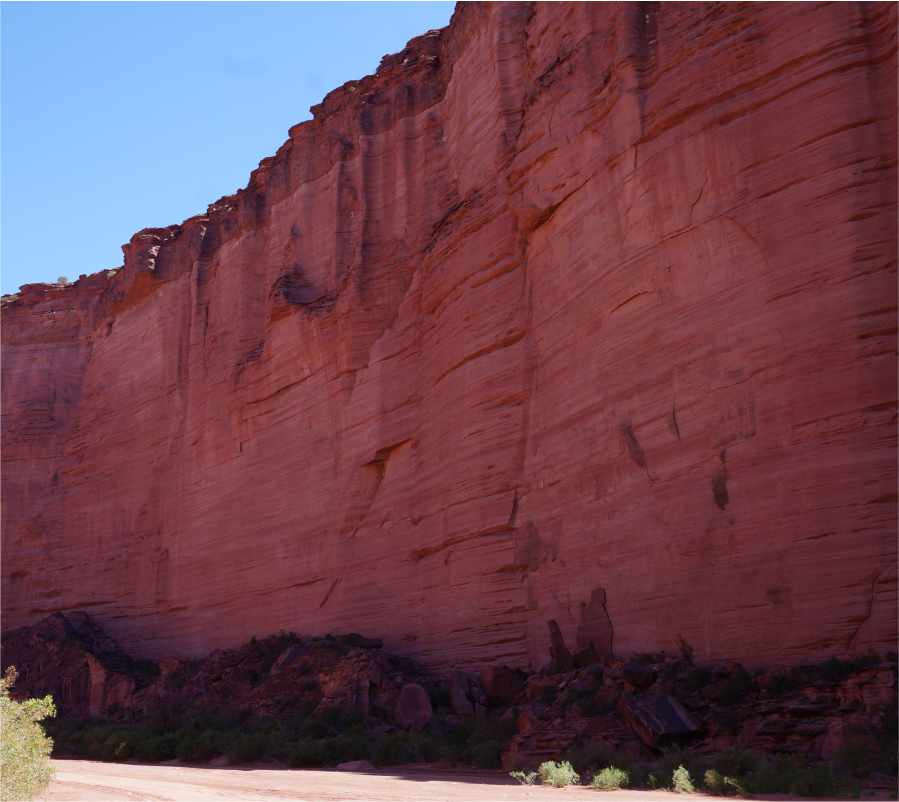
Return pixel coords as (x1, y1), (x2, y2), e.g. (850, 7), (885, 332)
(2, 2), (896, 670)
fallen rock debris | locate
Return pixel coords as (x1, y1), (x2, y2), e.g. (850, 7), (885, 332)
(1, 612), (895, 772)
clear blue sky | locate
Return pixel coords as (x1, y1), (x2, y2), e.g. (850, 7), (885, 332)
(1, 1), (455, 296)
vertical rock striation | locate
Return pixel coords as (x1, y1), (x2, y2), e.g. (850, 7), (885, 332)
(2, 2), (897, 670)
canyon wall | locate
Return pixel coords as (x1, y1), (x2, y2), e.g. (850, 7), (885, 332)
(3, 2), (897, 672)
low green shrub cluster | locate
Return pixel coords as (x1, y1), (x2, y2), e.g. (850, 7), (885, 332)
(44, 700), (520, 771)
(590, 766), (629, 789)
(537, 760), (580, 787)
(547, 744), (875, 797)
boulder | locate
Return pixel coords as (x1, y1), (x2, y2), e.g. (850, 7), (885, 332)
(373, 687), (398, 720)
(501, 729), (579, 771)
(540, 660), (560, 676)
(451, 688), (473, 716)
(526, 676), (559, 700)
(395, 683), (433, 732)
(623, 662), (658, 689)
(589, 685), (620, 713)
(517, 701), (552, 732)
(717, 659), (745, 678)
(447, 669), (471, 696)
(481, 666), (525, 706)
(617, 691), (701, 749)
(573, 645), (601, 668)
(369, 664), (389, 689)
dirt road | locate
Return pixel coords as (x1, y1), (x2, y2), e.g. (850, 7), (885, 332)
(45, 760), (681, 801)
(45, 760), (896, 801)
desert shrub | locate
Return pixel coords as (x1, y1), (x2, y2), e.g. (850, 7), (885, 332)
(672, 765), (695, 794)
(457, 715), (517, 769)
(509, 771), (537, 785)
(744, 752), (859, 798)
(563, 742), (615, 776)
(471, 739), (504, 769)
(767, 670), (799, 697)
(788, 763), (859, 798)
(1, 667), (57, 802)
(648, 770), (669, 789)
(880, 742), (899, 775)
(832, 742), (879, 779)
(704, 769), (748, 797)
(591, 766), (629, 789)
(176, 729), (224, 763)
(708, 748), (763, 779)
(675, 635), (695, 666)
(815, 649), (881, 684)
(660, 746), (706, 784)
(371, 731), (438, 766)
(538, 760), (580, 787)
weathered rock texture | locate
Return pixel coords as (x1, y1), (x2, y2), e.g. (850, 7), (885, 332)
(2, 2), (897, 670)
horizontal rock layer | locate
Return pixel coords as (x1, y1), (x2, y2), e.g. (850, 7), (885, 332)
(2, 2), (897, 670)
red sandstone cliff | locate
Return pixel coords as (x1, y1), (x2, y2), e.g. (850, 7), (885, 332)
(2, 2), (897, 672)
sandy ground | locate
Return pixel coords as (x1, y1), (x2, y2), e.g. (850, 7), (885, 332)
(43, 759), (898, 802)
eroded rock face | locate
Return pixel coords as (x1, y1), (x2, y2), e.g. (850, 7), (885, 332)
(1, 3), (896, 670)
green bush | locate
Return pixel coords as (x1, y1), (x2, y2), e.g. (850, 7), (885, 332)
(672, 765), (694, 794)
(471, 739), (504, 769)
(741, 753), (859, 798)
(1, 667), (57, 802)
(832, 743), (879, 779)
(660, 745), (706, 785)
(509, 771), (537, 785)
(591, 766), (629, 789)
(789, 763), (859, 798)
(371, 731), (440, 766)
(538, 760), (580, 787)
(563, 743), (615, 776)
(704, 769), (748, 797)
(708, 748), (763, 779)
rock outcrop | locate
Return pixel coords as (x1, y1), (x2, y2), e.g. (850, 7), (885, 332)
(2, 2), (897, 672)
